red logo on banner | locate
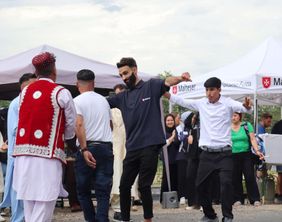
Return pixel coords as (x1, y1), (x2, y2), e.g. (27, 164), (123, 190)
(262, 77), (271, 88)
(172, 85), (178, 94)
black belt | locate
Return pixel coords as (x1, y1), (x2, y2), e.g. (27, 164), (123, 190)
(87, 141), (112, 146)
(201, 145), (231, 153)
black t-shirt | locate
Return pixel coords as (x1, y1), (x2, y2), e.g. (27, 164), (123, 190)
(107, 79), (169, 152)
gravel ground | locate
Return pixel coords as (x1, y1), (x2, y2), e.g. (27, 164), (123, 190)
(48, 202), (282, 222)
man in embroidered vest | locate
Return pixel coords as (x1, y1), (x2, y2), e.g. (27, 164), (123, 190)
(12, 52), (77, 222)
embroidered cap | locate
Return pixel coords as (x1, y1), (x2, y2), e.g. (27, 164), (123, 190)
(32, 52), (56, 71)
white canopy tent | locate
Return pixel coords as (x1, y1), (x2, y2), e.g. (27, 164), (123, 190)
(170, 37), (282, 125)
(0, 45), (155, 100)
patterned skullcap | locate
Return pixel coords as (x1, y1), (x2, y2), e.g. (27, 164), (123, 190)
(32, 52), (56, 71)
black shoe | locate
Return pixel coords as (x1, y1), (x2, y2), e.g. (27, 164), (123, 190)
(199, 216), (219, 222)
(222, 217), (233, 222)
(113, 212), (122, 222)
(55, 199), (64, 208)
(113, 212), (133, 222)
(133, 199), (142, 206)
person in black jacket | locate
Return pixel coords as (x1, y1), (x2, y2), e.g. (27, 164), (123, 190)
(160, 114), (180, 203)
(184, 112), (201, 209)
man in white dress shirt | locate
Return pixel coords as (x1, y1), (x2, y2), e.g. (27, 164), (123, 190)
(165, 77), (252, 222)
(13, 52), (76, 222)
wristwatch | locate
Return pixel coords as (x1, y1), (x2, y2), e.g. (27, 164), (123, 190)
(80, 147), (89, 153)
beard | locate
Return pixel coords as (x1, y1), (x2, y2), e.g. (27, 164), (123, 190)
(124, 72), (137, 89)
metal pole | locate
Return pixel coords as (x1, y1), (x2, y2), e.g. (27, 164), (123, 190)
(169, 101), (172, 113)
(160, 100), (171, 191)
(254, 93), (258, 133)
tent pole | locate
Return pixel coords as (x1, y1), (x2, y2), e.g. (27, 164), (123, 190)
(169, 101), (172, 113)
(160, 100), (171, 191)
(254, 93), (258, 133)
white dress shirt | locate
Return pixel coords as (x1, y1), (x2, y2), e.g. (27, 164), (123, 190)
(170, 94), (252, 148)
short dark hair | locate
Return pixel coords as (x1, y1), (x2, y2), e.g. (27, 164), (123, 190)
(77, 69), (95, 81)
(113, 84), (126, 92)
(116, 57), (137, 69)
(261, 112), (272, 119)
(19, 73), (36, 85)
(204, 77), (221, 89)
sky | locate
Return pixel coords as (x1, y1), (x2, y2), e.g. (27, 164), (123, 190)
(1, 0), (282, 77)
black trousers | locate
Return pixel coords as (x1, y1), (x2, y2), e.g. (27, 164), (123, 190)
(196, 150), (233, 219)
(186, 158), (199, 206)
(120, 145), (160, 221)
(160, 163), (178, 203)
(177, 159), (188, 199)
(211, 172), (220, 203)
(232, 151), (260, 204)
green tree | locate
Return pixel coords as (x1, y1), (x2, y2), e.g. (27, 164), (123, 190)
(159, 71), (172, 116)
(159, 70), (190, 116)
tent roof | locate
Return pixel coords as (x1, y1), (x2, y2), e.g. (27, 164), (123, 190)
(171, 37), (282, 104)
(0, 45), (156, 100)
(202, 37), (282, 80)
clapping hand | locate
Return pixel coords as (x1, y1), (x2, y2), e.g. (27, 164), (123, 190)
(243, 97), (252, 110)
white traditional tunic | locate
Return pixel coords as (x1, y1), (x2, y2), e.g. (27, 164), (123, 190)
(111, 108), (126, 195)
(13, 78), (76, 201)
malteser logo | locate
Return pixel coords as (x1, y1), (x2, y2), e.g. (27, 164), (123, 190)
(172, 85), (178, 94)
(262, 77), (271, 88)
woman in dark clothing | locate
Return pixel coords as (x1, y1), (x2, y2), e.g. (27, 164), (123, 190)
(160, 114), (180, 203)
(175, 112), (191, 205)
(184, 112), (201, 209)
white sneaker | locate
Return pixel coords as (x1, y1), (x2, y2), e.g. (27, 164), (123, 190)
(131, 205), (138, 211)
(0, 215), (5, 222)
(254, 201), (261, 206)
(233, 201), (242, 207)
(185, 206), (194, 210)
(179, 197), (186, 205)
(186, 205), (201, 210)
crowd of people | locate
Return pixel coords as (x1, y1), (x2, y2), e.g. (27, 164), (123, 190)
(0, 51), (281, 222)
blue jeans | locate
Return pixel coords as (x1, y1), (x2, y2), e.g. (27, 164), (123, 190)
(75, 143), (113, 222)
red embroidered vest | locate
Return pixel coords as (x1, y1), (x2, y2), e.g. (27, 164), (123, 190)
(14, 80), (66, 163)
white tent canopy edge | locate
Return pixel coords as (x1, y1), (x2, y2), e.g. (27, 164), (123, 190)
(0, 44), (155, 89)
